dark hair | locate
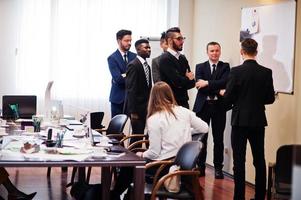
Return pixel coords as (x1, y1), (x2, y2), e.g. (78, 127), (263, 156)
(134, 38), (149, 49)
(116, 29), (132, 40)
(160, 32), (166, 41)
(147, 81), (177, 118)
(166, 27), (181, 39)
(206, 41), (221, 51)
(241, 38), (258, 55)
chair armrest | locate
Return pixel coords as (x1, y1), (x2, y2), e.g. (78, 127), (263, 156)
(120, 134), (147, 143)
(106, 133), (125, 141)
(94, 128), (107, 133)
(150, 170), (200, 200)
(128, 140), (149, 151)
(145, 160), (174, 170)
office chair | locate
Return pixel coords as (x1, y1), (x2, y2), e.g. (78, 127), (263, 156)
(94, 114), (128, 141)
(90, 112), (105, 129)
(267, 144), (301, 200)
(140, 141), (204, 200)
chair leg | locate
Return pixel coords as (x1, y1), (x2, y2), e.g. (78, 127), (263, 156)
(47, 167), (51, 177)
(86, 167), (92, 183)
(66, 167), (78, 187)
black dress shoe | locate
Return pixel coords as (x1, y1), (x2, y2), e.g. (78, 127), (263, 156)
(8, 192), (36, 200)
(215, 169), (224, 179)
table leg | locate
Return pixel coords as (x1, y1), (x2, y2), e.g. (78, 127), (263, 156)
(101, 167), (111, 200)
(133, 165), (145, 200)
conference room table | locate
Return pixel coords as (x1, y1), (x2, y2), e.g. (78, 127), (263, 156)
(0, 124), (146, 200)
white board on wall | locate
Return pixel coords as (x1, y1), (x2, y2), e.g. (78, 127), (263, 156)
(240, 1), (296, 94)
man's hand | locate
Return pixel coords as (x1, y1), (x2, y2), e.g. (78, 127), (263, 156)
(219, 89), (226, 96)
(196, 79), (208, 89)
(186, 71), (194, 80)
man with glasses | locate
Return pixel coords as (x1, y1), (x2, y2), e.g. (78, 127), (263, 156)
(108, 29), (136, 118)
(159, 27), (195, 108)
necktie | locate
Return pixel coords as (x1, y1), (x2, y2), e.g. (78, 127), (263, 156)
(144, 62), (150, 86)
(212, 64), (216, 75)
(123, 53), (128, 65)
(209, 64), (217, 100)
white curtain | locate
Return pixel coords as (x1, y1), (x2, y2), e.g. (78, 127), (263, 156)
(16, 0), (168, 119)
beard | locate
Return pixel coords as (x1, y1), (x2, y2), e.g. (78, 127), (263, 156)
(172, 42), (182, 51)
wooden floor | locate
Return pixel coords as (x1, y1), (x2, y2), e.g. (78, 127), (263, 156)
(2, 167), (255, 200)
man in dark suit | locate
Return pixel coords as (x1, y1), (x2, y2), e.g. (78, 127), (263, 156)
(151, 31), (168, 83)
(108, 29), (136, 118)
(193, 42), (230, 179)
(125, 39), (152, 135)
(159, 27), (195, 108)
(222, 38), (275, 200)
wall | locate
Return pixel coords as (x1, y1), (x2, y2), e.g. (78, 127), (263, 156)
(179, 0), (301, 183)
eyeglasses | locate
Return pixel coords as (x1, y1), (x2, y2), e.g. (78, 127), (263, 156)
(172, 36), (186, 41)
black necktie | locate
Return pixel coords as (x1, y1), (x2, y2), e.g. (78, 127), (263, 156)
(124, 53), (128, 65)
(212, 64), (216, 75)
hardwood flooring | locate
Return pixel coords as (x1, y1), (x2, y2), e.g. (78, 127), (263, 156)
(2, 167), (255, 200)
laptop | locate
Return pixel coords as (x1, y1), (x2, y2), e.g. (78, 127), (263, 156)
(2, 95), (37, 119)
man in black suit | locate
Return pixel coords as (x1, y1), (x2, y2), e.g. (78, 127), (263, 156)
(193, 41), (230, 179)
(222, 38), (275, 200)
(151, 31), (168, 83)
(159, 27), (195, 108)
(125, 39), (152, 135)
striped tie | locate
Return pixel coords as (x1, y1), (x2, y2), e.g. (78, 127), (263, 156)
(144, 62), (150, 86)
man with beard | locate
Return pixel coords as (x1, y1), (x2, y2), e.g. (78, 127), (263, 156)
(108, 29), (136, 118)
(159, 27), (195, 108)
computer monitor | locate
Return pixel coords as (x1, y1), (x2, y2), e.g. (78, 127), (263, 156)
(2, 95), (37, 119)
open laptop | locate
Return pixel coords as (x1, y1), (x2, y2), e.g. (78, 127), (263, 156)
(2, 95), (37, 119)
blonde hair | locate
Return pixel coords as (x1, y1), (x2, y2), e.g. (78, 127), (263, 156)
(147, 81), (178, 118)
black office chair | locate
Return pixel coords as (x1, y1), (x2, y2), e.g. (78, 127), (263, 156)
(267, 144), (301, 200)
(145, 141), (204, 200)
(95, 114), (128, 141)
(90, 112), (105, 130)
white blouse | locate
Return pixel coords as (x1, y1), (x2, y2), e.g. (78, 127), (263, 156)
(143, 106), (208, 160)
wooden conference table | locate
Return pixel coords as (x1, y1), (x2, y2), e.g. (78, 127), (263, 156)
(0, 124), (145, 200)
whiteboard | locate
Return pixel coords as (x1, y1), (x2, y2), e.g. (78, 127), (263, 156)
(240, 1), (296, 93)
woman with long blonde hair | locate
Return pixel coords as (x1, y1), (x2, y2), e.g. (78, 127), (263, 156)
(138, 81), (208, 160)
(111, 82), (208, 200)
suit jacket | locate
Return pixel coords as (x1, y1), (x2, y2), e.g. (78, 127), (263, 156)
(224, 59), (275, 127)
(193, 61), (230, 113)
(151, 55), (161, 83)
(159, 52), (195, 105)
(108, 49), (136, 104)
(125, 58), (152, 117)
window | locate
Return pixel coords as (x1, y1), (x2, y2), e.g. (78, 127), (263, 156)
(16, 0), (169, 117)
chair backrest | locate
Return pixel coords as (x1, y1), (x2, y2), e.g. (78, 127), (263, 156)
(174, 141), (202, 170)
(275, 145), (301, 184)
(106, 114), (128, 134)
(90, 112), (104, 129)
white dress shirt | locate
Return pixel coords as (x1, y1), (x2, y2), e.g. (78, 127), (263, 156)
(143, 106), (208, 160)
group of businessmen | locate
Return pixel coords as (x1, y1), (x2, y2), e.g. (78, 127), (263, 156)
(107, 27), (275, 200)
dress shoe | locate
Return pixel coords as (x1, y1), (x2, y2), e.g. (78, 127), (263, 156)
(8, 192), (36, 200)
(214, 169), (224, 179)
(199, 168), (205, 177)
